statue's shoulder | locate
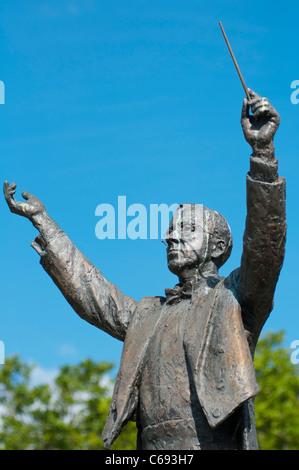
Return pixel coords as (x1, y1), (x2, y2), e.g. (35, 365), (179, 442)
(128, 295), (164, 329)
(214, 269), (241, 307)
(223, 268), (240, 291)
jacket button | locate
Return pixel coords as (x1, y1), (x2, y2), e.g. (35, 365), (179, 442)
(212, 409), (221, 419)
(216, 380), (225, 390)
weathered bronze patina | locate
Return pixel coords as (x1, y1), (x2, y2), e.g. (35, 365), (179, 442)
(4, 90), (286, 450)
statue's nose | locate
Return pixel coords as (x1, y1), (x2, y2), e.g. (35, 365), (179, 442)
(170, 228), (181, 241)
(165, 233), (181, 248)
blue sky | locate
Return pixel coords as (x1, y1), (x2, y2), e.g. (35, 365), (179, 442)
(1, 0), (298, 380)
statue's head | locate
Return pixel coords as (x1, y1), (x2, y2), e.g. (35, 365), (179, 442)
(165, 204), (232, 278)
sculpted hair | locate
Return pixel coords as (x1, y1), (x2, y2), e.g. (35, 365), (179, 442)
(203, 206), (233, 268)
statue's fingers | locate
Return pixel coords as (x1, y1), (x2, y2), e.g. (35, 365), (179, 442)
(4, 191), (18, 212)
(250, 98), (270, 114)
(3, 182), (30, 216)
(3, 181), (10, 196)
(22, 190), (31, 200)
(241, 98), (250, 122)
(247, 88), (261, 100)
(22, 190), (42, 204)
(269, 111), (280, 127)
(253, 105), (272, 120)
(3, 183), (17, 208)
(4, 181), (17, 197)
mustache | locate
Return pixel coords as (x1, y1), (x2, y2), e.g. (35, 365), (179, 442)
(165, 239), (200, 258)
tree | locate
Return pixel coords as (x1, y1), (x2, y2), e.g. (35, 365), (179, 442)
(0, 356), (137, 450)
(0, 330), (298, 450)
(254, 330), (299, 450)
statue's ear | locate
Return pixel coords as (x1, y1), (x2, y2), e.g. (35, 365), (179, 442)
(210, 240), (227, 262)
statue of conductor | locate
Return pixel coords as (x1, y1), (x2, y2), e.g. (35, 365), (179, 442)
(4, 87), (286, 449)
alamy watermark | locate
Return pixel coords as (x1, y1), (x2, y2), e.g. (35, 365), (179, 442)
(95, 197), (178, 240)
(0, 341), (5, 365)
(290, 340), (299, 365)
(95, 197), (182, 240)
(0, 81), (5, 104)
(95, 197), (206, 241)
(290, 80), (299, 104)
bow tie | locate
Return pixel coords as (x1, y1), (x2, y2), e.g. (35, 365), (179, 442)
(165, 282), (193, 305)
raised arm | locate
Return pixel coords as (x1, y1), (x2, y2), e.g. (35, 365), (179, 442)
(238, 90), (286, 347)
(3, 183), (137, 341)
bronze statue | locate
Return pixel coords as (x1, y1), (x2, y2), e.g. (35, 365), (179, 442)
(4, 90), (286, 450)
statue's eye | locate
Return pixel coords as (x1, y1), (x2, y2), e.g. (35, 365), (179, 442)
(180, 223), (195, 235)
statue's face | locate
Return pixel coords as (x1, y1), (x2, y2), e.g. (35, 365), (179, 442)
(165, 204), (208, 276)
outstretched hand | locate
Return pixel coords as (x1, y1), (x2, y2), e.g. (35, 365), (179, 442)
(241, 89), (280, 151)
(3, 181), (45, 220)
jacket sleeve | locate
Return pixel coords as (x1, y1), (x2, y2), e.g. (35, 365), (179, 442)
(31, 216), (138, 342)
(238, 153), (287, 348)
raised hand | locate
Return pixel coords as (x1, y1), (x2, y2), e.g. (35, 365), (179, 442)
(3, 181), (45, 220)
(241, 89), (280, 152)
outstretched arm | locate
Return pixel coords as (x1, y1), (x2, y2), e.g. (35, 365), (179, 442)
(238, 90), (286, 348)
(3, 183), (137, 341)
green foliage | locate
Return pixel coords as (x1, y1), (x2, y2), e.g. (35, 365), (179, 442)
(254, 331), (299, 450)
(0, 356), (137, 450)
(0, 330), (298, 450)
